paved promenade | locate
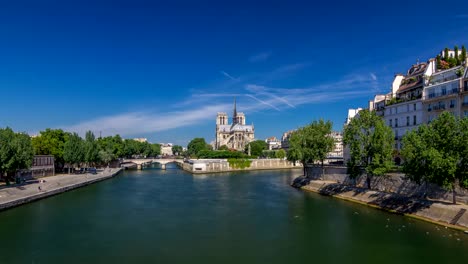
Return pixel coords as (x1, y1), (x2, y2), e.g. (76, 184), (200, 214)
(0, 168), (122, 211)
(299, 179), (468, 231)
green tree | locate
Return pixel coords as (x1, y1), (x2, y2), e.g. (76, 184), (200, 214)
(172, 145), (183, 156)
(287, 128), (310, 175)
(150, 143), (161, 157)
(454, 45), (459, 65)
(31, 128), (69, 171)
(246, 140), (267, 157)
(218, 145), (229, 151)
(97, 135), (125, 159)
(0, 128), (34, 180)
(99, 149), (114, 167)
(84, 131), (100, 166)
(187, 138), (210, 157)
(275, 149), (286, 159)
(461, 45), (467, 63)
(63, 133), (85, 173)
(343, 110), (394, 189)
(402, 112), (468, 203)
(286, 120), (335, 176)
(436, 55), (441, 69)
(444, 47), (449, 60)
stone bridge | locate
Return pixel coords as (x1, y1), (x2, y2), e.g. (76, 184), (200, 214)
(121, 159), (184, 170)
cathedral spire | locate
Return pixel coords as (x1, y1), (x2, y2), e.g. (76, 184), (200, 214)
(233, 97), (238, 124)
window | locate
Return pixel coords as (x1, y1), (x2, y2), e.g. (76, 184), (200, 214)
(441, 86), (447, 95)
(406, 116), (410, 126)
(465, 110), (468, 117)
(413, 115), (417, 125)
(407, 104), (409, 112)
(414, 104), (416, 111)
(439, 101), (446, 109)
(389, 119), (392, 127)
(395, 118), (398, 127)
(450, 99), (456, 108)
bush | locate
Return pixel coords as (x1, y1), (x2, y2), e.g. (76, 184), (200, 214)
(197, 150), (246, 159)
(227, 158), (252, 169)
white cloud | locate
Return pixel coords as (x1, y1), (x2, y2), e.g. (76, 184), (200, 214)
(220, 70), (238, 81)
(249, 51), (272, 62)
(61, 63), (377, 137)
(63, 103), (231, 137)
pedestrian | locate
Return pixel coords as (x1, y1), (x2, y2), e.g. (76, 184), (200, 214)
(38, 185), (42, 191)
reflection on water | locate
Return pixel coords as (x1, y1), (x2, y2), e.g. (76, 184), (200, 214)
(0, 166), (466, 263)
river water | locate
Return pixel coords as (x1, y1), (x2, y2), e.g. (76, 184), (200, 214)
(0, 164), (467, 263)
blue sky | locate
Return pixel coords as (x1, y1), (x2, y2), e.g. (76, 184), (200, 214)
(1, 0), (468, 146)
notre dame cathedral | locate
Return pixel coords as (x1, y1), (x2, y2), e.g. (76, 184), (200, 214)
(215, 99), (255, 151)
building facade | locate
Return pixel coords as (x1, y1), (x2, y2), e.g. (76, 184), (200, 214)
(215, 100), (255, 151)
(327, 131), (343, 163)
(265, 136), (282, 150)
(422, 65), (467, 123)
(160, 143), (173, 156)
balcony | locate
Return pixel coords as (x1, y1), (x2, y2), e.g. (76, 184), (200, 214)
(424, 89), (458, 100)
(463, 102), (468, 107)
(428, 75), (461, 86)
(432, 105), (446, 111)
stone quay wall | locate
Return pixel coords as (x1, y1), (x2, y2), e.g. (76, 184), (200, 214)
(0, 168), (123, 211)
(182, 159), (301, 174)
(305, 165), (468, 205)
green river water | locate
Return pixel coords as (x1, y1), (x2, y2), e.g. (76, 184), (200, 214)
(0, 164), (467, 263)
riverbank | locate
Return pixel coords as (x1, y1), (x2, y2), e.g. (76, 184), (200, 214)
(296, 178), (468, 231)
(181, 158), (302, 174)
(0, 168), (123, 211)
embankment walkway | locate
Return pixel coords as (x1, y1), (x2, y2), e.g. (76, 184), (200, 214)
(0, 168), (122, 211)
(300, 179), (468, 231)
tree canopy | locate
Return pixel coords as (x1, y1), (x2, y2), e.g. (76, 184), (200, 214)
(343, 110), (394, 188)
(63, 132), (85, 172)
(286, 119), (335, 175)
(171, 145), (183, 156)
(401, 112), (468, 203)
(31, 128), (69, 169)
(245, 140), (267, 157)
(0, 127), (34, 178)
(187, 138), (210, 157)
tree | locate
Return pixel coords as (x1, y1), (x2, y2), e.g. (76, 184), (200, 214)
(275, 149), (286, 159)
(187, 138), (210, 157)
(150, 143), (161, 157)
(454, 45), (459, 65)
(436, 55), (441, 69)
(444, 47), (449, 60)
(245, 140), (267, 157)
(343, 110), (394, 189)
(217, 145), (229, 151)
(63, 133), (85, 173)
(99, 149), (114, 167)
(401, 112), (468, 204)
(0, 128), (34, 180)
(97, 135), (125, 159)
(172, 145), (183, 156)
(84, 131), (100, 166)
(461, 45), (467, 63)
(286, 120), (335, 176)
(31, 128), (69, 172)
